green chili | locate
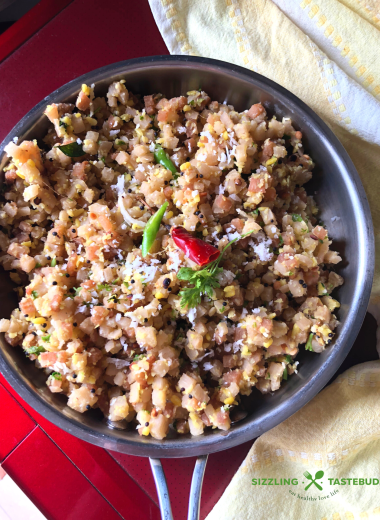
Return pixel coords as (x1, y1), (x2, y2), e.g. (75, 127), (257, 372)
(51, 258), (57, 267)
(305, 332), (314, 351)
(154, 145), (178, 177)
(142, 201), (168, 257)
(282, 366), (288, 380)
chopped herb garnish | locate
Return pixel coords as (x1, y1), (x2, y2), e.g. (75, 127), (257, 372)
(59, 120), (68, 129)
(283, 367), (288, 380)
(93, 106), (102, 115)
(51, 258), (57, 267)
(100, 157), (105, 163)
(73, 287), (82, 296)
(285, 354), (293, 363)
(252, 209), (259, 216)
(25, 345), (45, 355)
(305, 333), (314, 351)
(278, 235), (284, 246)
(319, 239), (323, 244)
(41, 334), (51, 342)
(57, 142), (85, 158)
(266, 372), (271, 379)
(292, 214), (303, 222)
(31, 290), (38, 300)
(35, 262), (42, 268)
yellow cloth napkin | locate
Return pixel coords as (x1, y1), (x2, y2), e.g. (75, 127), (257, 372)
(147, 0), (380, 516)
(207, 361), (380, 519)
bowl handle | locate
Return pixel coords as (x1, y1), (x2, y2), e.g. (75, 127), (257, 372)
(150, 455), (209, 520)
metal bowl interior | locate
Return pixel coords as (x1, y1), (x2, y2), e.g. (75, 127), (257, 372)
(0, 56), (374, 457)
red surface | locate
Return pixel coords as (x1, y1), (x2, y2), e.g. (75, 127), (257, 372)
(0, 0), (168, 144)
(0, 373), (160, 520)
(2, 427), (123, 520)
(0, 0), (73, 65)
(0, 2), (251, 520)
(0, 383), (36, 461)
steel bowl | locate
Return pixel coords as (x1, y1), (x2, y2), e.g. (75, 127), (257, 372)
(0, 56), (374, 461)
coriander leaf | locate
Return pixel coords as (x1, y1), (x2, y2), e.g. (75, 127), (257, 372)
(31, 290), (38, 300)
(278, 235), (284, 246)
(179, 287), (202, 309)
(41, 334), (51, 342)
(292, 214), (303, 222)
(58, 142), (85, 158)
(204, 285), (215, 299)
(285, 354), (293, 363)
(177, 267), (199, 281)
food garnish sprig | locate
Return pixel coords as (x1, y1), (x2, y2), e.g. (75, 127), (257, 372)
(175, 229), (255, 309)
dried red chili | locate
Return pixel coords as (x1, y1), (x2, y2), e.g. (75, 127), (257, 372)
(171, 226), (220, 266)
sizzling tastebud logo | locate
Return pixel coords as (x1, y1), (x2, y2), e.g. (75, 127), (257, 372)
(303, 470), (324, 491)
(251, 468), (380, 502)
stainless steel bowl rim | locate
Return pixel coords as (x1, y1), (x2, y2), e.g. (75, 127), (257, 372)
(0, 55), (374, 458)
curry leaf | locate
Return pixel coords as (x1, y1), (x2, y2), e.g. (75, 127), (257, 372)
(58, 142), (85, 157)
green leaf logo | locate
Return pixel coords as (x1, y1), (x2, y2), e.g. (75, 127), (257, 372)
(303, 470), (324, 491)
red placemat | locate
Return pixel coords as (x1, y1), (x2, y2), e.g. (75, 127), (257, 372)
(0, 0), (168, 143)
